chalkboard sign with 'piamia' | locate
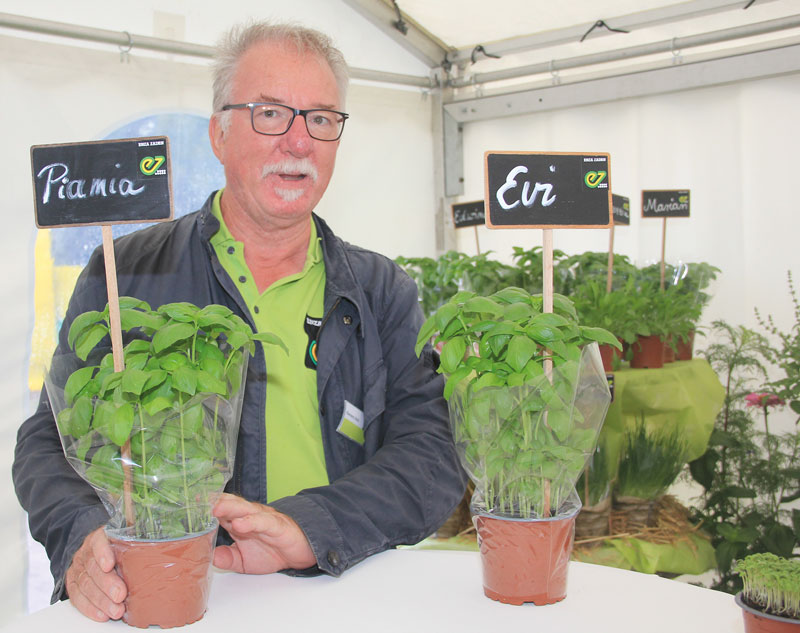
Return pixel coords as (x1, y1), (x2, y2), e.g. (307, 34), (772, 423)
(31, 136), (173, 228)
(484, 151), (612, 229)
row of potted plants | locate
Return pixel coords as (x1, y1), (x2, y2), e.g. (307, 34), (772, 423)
(397, 249), (720, 371)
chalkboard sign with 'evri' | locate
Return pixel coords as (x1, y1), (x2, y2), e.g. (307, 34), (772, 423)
(30, 136), (173, 228)
(484, 151), (612, 229)
(452, 200), (485, 228)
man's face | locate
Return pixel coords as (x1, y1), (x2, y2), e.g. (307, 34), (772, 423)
(210, 40), (342, 227)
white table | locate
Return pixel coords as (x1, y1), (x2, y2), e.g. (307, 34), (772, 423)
(5, 549), (743, 632)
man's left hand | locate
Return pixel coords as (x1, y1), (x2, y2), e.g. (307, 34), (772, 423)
(212, 493), (316, 574)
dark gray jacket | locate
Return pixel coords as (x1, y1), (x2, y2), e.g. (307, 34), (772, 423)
(13, 193), (465, 600)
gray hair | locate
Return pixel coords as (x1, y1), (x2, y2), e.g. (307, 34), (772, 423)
(212, 21), (349, 129)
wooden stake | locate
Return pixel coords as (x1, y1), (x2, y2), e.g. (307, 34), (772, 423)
(542, 228), (554, 518)
(606, 224), (615, 293)
(543, 229), (554, 315)
(473, 225), (481, 255)
(102, 226), (135, 528)
(660, 217), (667, 290)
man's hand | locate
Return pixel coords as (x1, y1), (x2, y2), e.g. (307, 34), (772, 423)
(212, 493), (316, 574)
(65, 527), (126, 621)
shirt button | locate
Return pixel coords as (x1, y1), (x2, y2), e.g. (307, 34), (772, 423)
(327, 550), (340, 567)
(254, 306), (260, 314)
(238, 275), (246, 283)
(227, 246), (235, 254)
(343, 315), (352, 325)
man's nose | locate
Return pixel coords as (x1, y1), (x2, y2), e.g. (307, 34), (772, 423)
(280, 114), (313, 155)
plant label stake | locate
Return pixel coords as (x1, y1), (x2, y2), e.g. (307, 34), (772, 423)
(641, 190), (690, 289)
(607, 194), (630, 293)
(31, 136), (174, 526)
(485, 150), (612, 516)
(452, 200), (486, 254)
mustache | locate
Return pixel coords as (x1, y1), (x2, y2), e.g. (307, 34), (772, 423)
(261, 159), (318, 182)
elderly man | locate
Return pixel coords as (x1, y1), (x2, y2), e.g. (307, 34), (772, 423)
(13, 21), (465, 622)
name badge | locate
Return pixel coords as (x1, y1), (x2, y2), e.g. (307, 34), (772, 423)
(337, 400), (365, 445)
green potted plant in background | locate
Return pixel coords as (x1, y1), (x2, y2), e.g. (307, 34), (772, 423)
(575, 445), (614, 540)
(415, 286), (617, 605)
(734, 553), (800, 632)
(671, 261), (720, 360)
(571, 278), (643, 371)
(46, 297), (285, 628)
(613, 417), (687, 529)
(627, 280), (699, 369)
(558, 250), (638, 295)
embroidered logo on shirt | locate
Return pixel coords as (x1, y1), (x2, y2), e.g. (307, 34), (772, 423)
(304, 315), (321, 370)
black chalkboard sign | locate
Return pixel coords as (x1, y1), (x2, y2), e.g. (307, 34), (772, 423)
(452, 200), (485, 228)
(612, 194), (630, 226)
(641, 189), (690, 218)
(31, 137), (173, 228)
(484, 151), (611, 229)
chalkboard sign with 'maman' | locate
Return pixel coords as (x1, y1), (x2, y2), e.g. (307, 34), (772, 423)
(484, 151), (612, 229)
(641, 189), (690, 218)
(612, 193), (630, 225)
(452, 200), (485, 228)
(31, 136), (174, 228)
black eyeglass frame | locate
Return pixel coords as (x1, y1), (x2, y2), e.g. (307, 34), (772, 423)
(221, 102), (349, 141)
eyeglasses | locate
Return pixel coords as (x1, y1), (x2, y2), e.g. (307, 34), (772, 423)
(221, 102), (349, 141)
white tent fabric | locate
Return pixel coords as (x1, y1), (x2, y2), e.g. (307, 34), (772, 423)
(0, 0), (799, 624)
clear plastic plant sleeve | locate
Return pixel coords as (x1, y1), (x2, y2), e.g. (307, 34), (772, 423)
(446, 343), (612, 519)
(45, 346), (248, 539)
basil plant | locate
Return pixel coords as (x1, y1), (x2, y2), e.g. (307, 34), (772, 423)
(46, 297), (285, 540)
(416, 287), (618, 519)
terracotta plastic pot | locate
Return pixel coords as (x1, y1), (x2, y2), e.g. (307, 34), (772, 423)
(736, 593), (800, 633)
(598, 344), (622, 373)
(473, 508), (579, 606)
(675, 330), (696, 361)
(107, 520), (219, 629)
(630, 335), (665, 369)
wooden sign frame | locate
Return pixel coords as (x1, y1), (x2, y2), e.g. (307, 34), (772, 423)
(31, 136), (174, 229)
(484, 151), (612, 230)
(641, 189), (690, 218)
(452, 200), (486, 228)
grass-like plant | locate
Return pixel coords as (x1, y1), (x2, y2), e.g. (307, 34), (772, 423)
(578, 444), (613, 508)
(48, 297), (285, 539)
(735, 553), (800, 619)
(615, 416), (687, 500)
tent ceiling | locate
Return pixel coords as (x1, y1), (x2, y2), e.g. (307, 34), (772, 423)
(344, 0), (800, 91)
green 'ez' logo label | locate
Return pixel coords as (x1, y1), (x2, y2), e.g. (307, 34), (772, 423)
(140, 155), (166, 175)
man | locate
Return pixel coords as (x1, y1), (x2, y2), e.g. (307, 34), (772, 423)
(13, 21), (465, 622)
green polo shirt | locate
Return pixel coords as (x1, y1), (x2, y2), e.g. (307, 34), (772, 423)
(210, 191), (329, 502)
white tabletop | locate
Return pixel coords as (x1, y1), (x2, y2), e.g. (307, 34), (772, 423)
(5, 549), (742, 632)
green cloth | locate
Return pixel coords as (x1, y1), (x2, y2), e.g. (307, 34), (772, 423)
(210, 191), (329, 502)
(572, 533), (716, 576)
(600, 359), (724, 481)
(413, 532), (716, 576)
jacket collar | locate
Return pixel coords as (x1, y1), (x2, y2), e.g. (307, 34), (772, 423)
(196, 191), (364, 315)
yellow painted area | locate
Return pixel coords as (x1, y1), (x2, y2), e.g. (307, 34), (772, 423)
(28, 230), (83, 390)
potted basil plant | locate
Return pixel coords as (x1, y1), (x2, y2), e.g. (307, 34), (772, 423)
(415, 286), (617, 605)
(46, 297), (285, 628)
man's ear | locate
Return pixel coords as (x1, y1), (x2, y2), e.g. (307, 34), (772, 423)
(209, 113), (226, 163)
